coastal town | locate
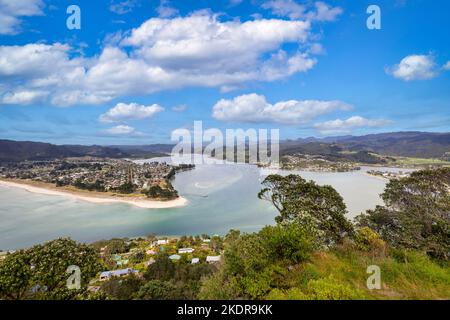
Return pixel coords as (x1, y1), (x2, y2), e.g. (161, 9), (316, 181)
(0, 158), (194, 200)
(366, 169), (412, 180)
(280, 154), (361, 172)
(88, 235), (223, 293)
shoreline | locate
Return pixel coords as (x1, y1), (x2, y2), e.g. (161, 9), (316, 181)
(0, 179), (188, 209)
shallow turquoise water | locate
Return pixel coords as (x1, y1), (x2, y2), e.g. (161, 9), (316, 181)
(0, 159), (395, 250)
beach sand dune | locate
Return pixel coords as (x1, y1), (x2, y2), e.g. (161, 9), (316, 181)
(0, 180), (187, 209)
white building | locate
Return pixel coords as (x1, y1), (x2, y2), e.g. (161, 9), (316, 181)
(178, 248), (195, 254)
(206, 255), (221, 263)
(157, 239), (168, 245)
(191, 258), (200, 264)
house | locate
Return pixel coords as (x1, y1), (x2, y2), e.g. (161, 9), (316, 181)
(191, 258), (200, 264)
(178, 247), (195, 254)
(202, 239), (211, 243)
(99, 268), (138, 281)
(0, 251), (7, 261)
(206, 255), (221, 263)
(112, 254), (121, 261)
(144, 258), (155, 267)
(169, 254), (181, 261)
(157, 239), (169, 245)
(116, 259), (129, 266)
(146, 249), (156, 255)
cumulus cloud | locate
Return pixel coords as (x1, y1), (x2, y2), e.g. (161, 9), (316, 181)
(212, 93), (352, 124)
(99, 102), (164, 123)
(387, 54), (438, 81)
(103, 125), (142, 136)
(0, 12), (328, 106)
(314, 116), (391, 134)
(262, 0), (342, 22)
(0, 0), (44, 35)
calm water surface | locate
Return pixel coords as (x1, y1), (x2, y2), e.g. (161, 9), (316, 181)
(0, 157), (406, 249)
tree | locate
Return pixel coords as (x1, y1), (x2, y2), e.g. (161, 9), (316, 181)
(356, 168), (450, 260)
(258, 223), (318, 264)
(104, 239), (128, 255)
(27, 238), (102, 297)
(144, 253), (175, 281)
(0, 238), (102, 300)
(0, 250), (33, 299)
(101, 275), (143, 300)
(136, 280), (177, 300)
(258, 174), (354, 246)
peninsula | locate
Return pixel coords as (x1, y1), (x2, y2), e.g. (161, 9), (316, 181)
(0, 158), (194, 208)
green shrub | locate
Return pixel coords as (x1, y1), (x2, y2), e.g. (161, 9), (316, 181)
(355, 227), (387, 256)
(259, 223), (318, 264)
(305, 276), (365, 300)
(266, 288), (309, 300)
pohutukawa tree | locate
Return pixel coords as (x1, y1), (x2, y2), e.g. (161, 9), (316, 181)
(258, 174), (354, 246)
(356, 168), (450, 260)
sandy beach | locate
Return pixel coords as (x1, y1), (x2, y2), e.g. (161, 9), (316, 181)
(0, 179), (188, 209)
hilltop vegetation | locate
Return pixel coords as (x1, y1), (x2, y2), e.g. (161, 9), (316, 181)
(0, 168), (449, 300)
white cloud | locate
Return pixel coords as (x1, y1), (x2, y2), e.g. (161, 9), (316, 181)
(104, 125), (142, 136)
(156, 0), (179, 18)
(212, 93), (352, 124)
(122, 14), (311, 68)
(110, 0), (136, 15)
(0, 0), (44, 35)
(387, 54), (438, 81)
(262, 0), (342, 22)
(99, 102), (164, 123)
(262, 0), (305, 20)
(1, 90), (48, 105)
(312, 2), (343, 22)
(0, 12), (330, 106)
(314, 116), (391, 134)
(443, 61), (450, 71)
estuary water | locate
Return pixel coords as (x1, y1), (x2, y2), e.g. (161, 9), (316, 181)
(0, 157), (404, 250)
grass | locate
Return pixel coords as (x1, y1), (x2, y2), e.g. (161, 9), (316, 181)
(268, 246), (450, 300)
(393, 157), (450, 166)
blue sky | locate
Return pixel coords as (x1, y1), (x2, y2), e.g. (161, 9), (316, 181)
(0, 0), (449, 145)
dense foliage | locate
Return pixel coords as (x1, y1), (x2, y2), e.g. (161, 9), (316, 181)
(258, 174), (354, 246)
(0, 238), (102, 299)
(1, 168), (449, 300)
(356, 168), (450, 260)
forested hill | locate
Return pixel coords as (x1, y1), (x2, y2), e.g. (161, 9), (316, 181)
(1, 131), (449, 162)
(0, 140), (127, 162)
(282, 131), (450, 159)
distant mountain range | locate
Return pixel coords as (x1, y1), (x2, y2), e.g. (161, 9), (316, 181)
(0, 140), (127, 162)
(284, 132), (450, 158)
(0, 132), (449, 162)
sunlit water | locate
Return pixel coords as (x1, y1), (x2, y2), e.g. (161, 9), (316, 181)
(0, 157), (410, 250)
